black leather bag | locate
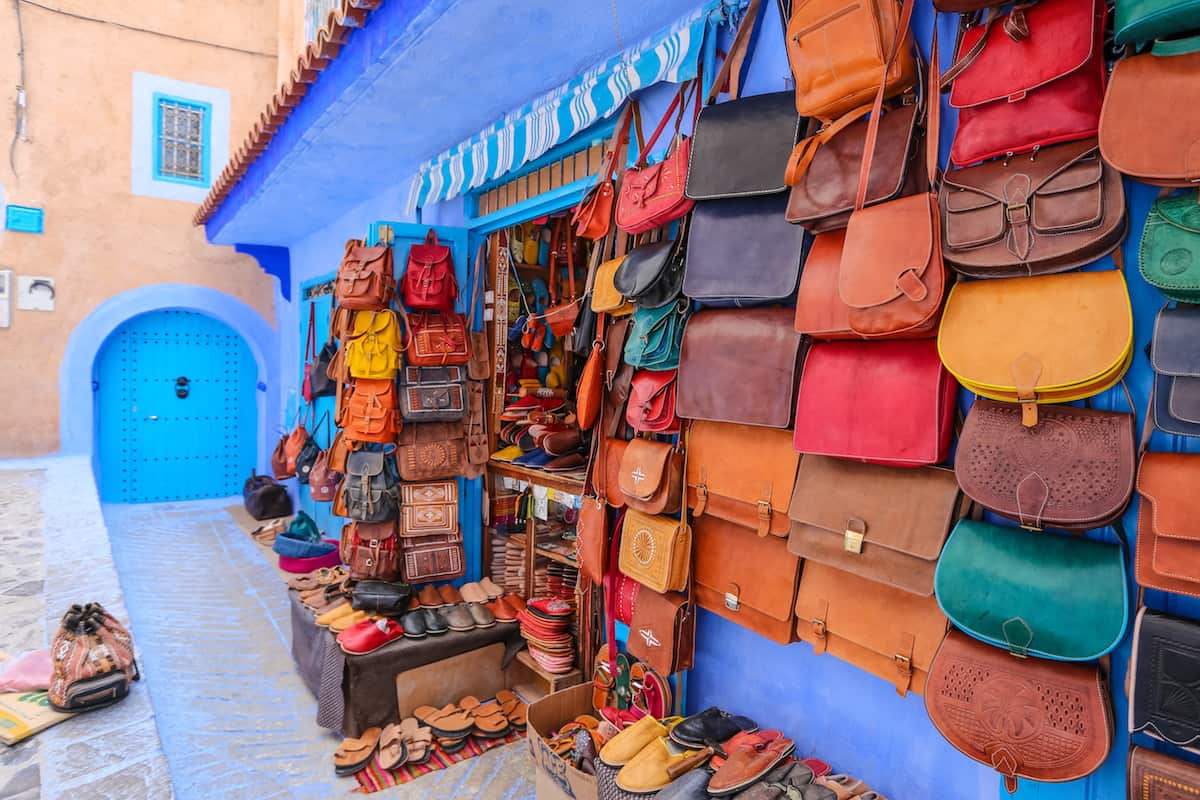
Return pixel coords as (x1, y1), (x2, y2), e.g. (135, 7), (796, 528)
(242, 473), (293, 520)
(1130, 607), (1200, 750)
(310, 340), (339, 398)
(683, 193), (807, 305)
(340, 450), (400, 522)
(614, 234), (686, 310)
(685, 91), (802, 200)
(351, 580), (413, 615)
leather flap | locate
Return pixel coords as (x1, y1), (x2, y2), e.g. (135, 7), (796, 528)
(683, 194), (807, 301)
(1154, 192), (1200, 234)
(408, 241), (451, 267)
(628, 370), (677, 427)
(352, 310), (399, 337)
(1131, 609), (1200, 749)
(948, 0), (1100, 109)
(615, 241), (673, 298)
(1128, 746), (1200, 795)
(685, 421), (799, 536)
(788, 456), (959, 562)
(694, 515), (799, 624)
(350, 245), (390, 266)
(1039, 153), (1103, 195)
(354, 520), (396, 541)
(794, 230), (854, 338)
(1137, 452), (1200, 544)
(397, 421), (462, 445)
(619, 439), (676, 501)
(346, 451), (384, 477)
(401, 366), (467, 385)
(1152, 306), (1200, 378)
(840, 194), (935, 309)
(944, 189), (997, 213)
(400, 480), (457, 506)
(685, 91), (801, 200)
(1169, 378), (1200, 424)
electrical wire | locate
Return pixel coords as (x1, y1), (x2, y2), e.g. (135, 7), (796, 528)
(10, 0), (27, 179)
(17, 0), (276, 58)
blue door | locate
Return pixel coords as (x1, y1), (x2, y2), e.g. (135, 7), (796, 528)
(96, 309), (257, 503)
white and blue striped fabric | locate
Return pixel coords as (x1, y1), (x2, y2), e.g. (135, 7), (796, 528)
(405, 0), (739, 214)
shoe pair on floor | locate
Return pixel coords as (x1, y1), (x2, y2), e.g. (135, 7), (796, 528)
(333, 716), (434, 777)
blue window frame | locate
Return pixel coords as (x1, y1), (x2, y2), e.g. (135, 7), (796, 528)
(152, 93), (211, 187)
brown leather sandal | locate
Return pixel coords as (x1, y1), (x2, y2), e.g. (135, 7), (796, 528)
(334, 727), (382, 776)
(413, 703), (474, 738)
(399, 717), (434, 765)
(497, 690), (528, 729)
(375, 723), (408, 771)
(471, 700), (511, 738)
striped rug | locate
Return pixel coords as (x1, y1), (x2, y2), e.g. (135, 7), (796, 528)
(354, 730), (527, 793)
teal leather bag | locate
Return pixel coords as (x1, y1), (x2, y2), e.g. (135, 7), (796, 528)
(934, 520), (1128, 661)
(623, 299), (688, 370)
(1115, 0), (1200, 45)
(1140, 191), (1200, 303)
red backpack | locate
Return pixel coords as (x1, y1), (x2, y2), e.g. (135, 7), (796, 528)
(401, 230), (458, 311)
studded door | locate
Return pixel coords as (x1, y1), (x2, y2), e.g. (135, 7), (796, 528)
(96, 309), (257, 503)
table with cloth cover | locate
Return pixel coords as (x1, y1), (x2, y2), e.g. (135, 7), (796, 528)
(288, 591), (525, 736)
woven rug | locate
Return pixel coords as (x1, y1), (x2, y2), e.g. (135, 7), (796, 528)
(354, 729), (526, 793)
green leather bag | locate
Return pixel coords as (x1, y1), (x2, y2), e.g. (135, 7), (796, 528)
(1115, 0), (1200, 45)
(934, 520), (1128, 661)
(1140, 191), (1200, 303)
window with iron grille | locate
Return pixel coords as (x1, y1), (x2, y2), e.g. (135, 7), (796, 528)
(153, 94), (210, 186)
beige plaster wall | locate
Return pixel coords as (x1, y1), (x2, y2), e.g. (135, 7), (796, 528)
(0, 0), (280, 457)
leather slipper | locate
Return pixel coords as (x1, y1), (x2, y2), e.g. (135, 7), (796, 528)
(399, 717), (433, 765)
(375, 723), (408, 771)
(471, 700), (511, 738)
(334, 727), (382, 776)
(498, 691), (528, 729)
(814, 775), (871, 800)
(413, 703), (475, 738)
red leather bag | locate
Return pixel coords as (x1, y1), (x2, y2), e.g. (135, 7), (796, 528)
(793, 339), (955, 467)
(615, 82), (698, 235)
(405, 309), (470, 367)
(626, 370), (679, 434)
(944, 0), (1107, 167)
(401, 230), (458, 311)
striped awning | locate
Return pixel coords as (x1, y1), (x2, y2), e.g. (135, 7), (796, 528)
(405, 0), (739, 213)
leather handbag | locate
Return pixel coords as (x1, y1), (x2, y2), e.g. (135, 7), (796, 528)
(787, 456), (961, 596)
(577, 324), (605, 432)
(396, 421), (466, 481)
(628, 587), (695, 676)
(682, 193), (807, 305)
(398, 365), (467, 423)
(618, 438), (683, 515)
(335, 239), (393, 311)
(592, 256), (634, 316)
(543, 221), (581, 337)
(943, 0), (1108, 167)
(625, 370), (679, 434)
(1101, 39), (1200, 187)
(1130, 608), (1200, 749)
(243, 472), (292, 520)
(785, 103), (924, 233)
(343, 310), (404, 379)
(462, 380), (487, 478)
(339, 520), (401, 582)
(400, 531), (465, 584)
(400, 480), (458, 536)
(618, 508), (691, 593)
(795, 561), (946, 696)
(685, 89), (800, 200)
(686, 421), (799, 537)
(351, 580), (413, 615)
(1141, 191), (1200, 303)
(693, 514), (800, 645)
(466, 245), (490, 381)
(955, 396), (1136, 531)
(676, 308), (804, 428)
(936, 270), (1134, 427)
(603, 318), (635, 440)
(616, 82), (698, 235)
(336, 449), (400, 523)
(940, 139), (1127, 278)
(623, 300), (688, 370)
(293, 421), (323, 485)
(404, 310), (470, 367)
(577, 482), (609, 586)
(303, 303), (336, 400)
(613, 235), (686, 311)
(1116, 0), (1200, 44)
(308, 448), (341, 503)
(401, 229), (458, 311)
(573, 104), (634, 240)
(934, 519), (1128, 660)
(793, 339), (956, 467)
(338, 378), (400, 444)
(1135, 451), (1200, 597)
(284, 418), (309, 474)
(604, 439), (629, 509)
(1129, 745), (1200, 798)
(925, 629), (1112, 794)
(794, 230), (856, 339)
(1151, 305), (1200, 436)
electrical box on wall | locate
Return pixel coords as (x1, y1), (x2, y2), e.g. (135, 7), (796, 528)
(0, 270), (10, 328)
(16, 276), (55, 312)
(4, 205), (44, 234)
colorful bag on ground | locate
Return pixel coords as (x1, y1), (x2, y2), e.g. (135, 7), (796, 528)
(401, 230), (457, 311)
(48, 603), (138, 713)
(1141, 192), (1200, 303)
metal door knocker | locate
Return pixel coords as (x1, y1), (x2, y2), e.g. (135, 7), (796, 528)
(175, 376), (190, 399)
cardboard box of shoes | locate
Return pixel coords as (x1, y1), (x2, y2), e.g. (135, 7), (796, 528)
(528, 684), (598, 800)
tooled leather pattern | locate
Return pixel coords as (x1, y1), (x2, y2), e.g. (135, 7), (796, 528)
(1138, 625), (1200, 746)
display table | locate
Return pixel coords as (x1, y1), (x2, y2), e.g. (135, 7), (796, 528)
(288, 591), (525, 737)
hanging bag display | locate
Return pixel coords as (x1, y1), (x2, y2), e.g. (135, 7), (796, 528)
(934, 519), (1128, 660)
(1130, 607), (1200, 750)
(398, 365), (467, 423)
(613, 230), (687, 311)
(401, 229), (458, 311)
(283, 411), (310, 474)
(627, 585), (695, 676)
(623, 299), (688, 370)
(271, 434), (292, 479)
(936, 269), (1134, 428)
(399, 481), (464, 582)
(615, 82), (698, 235)
(577, 409), (611, 586)
(618, 507), (691, 594)
(1129, 746), (1200, 799)
(309, 445), (342, 503)
(625, 370), (679, 434)
(339, 520), (401, 581)
(335, 238), (394, 310)
(302, 303), (338, 401)
(685, 421), (799, 537)
(942, 0), (1108, 167)
(542, 220), (581, 338)
(925, 630), (1112, 794)
(1140, 191), (1200, 303)
(294, 410), (329, 485)
(466, 243), (490, 380)
(396, 420), (466, 481)
(404, 309), (470, 367)
(343, 310), (404, 379)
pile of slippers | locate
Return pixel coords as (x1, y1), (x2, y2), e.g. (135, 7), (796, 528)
(413, 691), (529, 753)
(518, 597), (576, 674)
(332, 716), (434, 776)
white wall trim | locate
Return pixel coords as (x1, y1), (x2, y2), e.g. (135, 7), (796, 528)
(131, 72), (230, 203)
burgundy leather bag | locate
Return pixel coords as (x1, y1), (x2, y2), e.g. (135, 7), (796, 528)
(626, 370), (680, 434)
(615, 82), (698, 235)
(793, 339), (955, 467)
(943, 0), (1107, 167)
(401, 230), (458, 311)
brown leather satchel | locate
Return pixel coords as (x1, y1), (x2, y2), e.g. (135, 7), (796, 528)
(339, 520), (401, 581)
(628, 588), (695, 676)
(676, 308), (804, 428)
(618, 439), (683, 515)
(794, 230), (856, 340)
(787, 456), (961, 596)
(940, 139), (1126, 278)
(396, 421), (466, 481)
(956, 396), (1135, 530)
(335, 239), (394, 311)
(1128, 746), (1200, 800)
(694, 515), (800, 645)
(1136, 452), (1200, 597)
(686, 421), (799, 538)
(795, 562), (946, 696)
(271, 434), (292, 479)
(925, 630), (1112, 794)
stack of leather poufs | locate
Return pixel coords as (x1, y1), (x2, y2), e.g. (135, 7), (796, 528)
(518, 597), (575, 674)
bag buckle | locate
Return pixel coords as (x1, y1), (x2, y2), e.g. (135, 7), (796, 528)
(843, 518), (866, 554)
(893, 653), (912, 676)
(724, 584), (740, 612)
(369, 539), (380, 548)
(1005, 202), (1030, 226)
(809, 618), (826, 639)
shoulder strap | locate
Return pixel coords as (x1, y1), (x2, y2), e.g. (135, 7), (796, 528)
(633, 81), (695, 167)
(467, 241), (485, 329)
(306, 302), (317, 362)
(706, 0), (761, 104)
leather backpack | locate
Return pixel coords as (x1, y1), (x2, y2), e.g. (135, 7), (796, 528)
(1140, 191), (1200, 303)
(401, 230), (457, 311)
(1129, 746), (1200, 800)
(335, 449), (400, 523)
(339, 520), (401, 582)
(337, 378), (400, 444)
(342, 310), (404, 380)
(48, 603), (138, 713)
(308, 448), (341, 503)
(243, 473), (292, 520)
(1130, 608), (1200, 750)
(335, 239), (393, 310)
(271, 433), (292, 479)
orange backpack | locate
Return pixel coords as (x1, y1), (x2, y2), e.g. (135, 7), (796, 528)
(337, 378), (400, 444)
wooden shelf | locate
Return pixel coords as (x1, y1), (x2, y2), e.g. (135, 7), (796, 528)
(535, 546), (578, 568)
(515, 650), (583, 693)
(488, 461), (586, 497)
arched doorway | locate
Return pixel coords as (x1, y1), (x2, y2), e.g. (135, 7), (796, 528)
(94, 308), (257, 503)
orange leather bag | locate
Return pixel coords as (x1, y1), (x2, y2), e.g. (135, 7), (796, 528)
(337, 378), (400, 444)
(572, 105), (634, 240)
(1136, 452), (1200, 597)
(794, 230), (855, 340)
(618, 438), (683, 516)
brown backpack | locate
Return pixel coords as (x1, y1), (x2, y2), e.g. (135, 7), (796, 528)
(339, 521), (401, 581)
(337, 378), (400, 444)
(335, 239), (394, 310)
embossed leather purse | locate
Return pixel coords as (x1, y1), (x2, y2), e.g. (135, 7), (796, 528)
(787, 456), (961, 596)
(1150, 304), (1200, 437)
(625, 370), (679, 434)
(795, 561), (947, 696)
(1135, 450), (1200, 597)
(925, 629), (1112, 794)
(940, 139), (1127, 278)
(400, 530), (465, 584)
(1128, 745), (1200, 799)
(1141, 191), (1200, 303)
(935, 519), (1129, 660)
(955, 394), (1136, 531)
(677, 308), (804, 428)
(404, 310), (470, 367)
(400, 480), (458, 536)
(396, 421), (466, 481)
(937, 270), (1134, 427)
(398, 365), (467, 423)
(335, 238), (394, 310)
(618, 507), (691, 594)
(616, 82), (698, 235)
(1130, 608), (1200, 749)
(793, 339), (956, 466)
(618, 438), (683, 515)
(686, 421), (799, 538)
(1101, 39), (1200, 187)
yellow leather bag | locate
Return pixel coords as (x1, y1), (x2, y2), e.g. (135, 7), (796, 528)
(591, 256), (633, 316)
(619, 508), (691, 594)
(344, 310), (404, 380)
(937, 270), (1133, 427)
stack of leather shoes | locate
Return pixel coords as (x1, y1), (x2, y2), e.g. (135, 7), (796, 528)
(518, 597), (575, 674)
(491, 406), (588, 474)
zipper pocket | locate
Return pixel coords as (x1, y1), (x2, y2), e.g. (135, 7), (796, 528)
(63, 671), (129, 708)
(791, 3), (862, 42)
